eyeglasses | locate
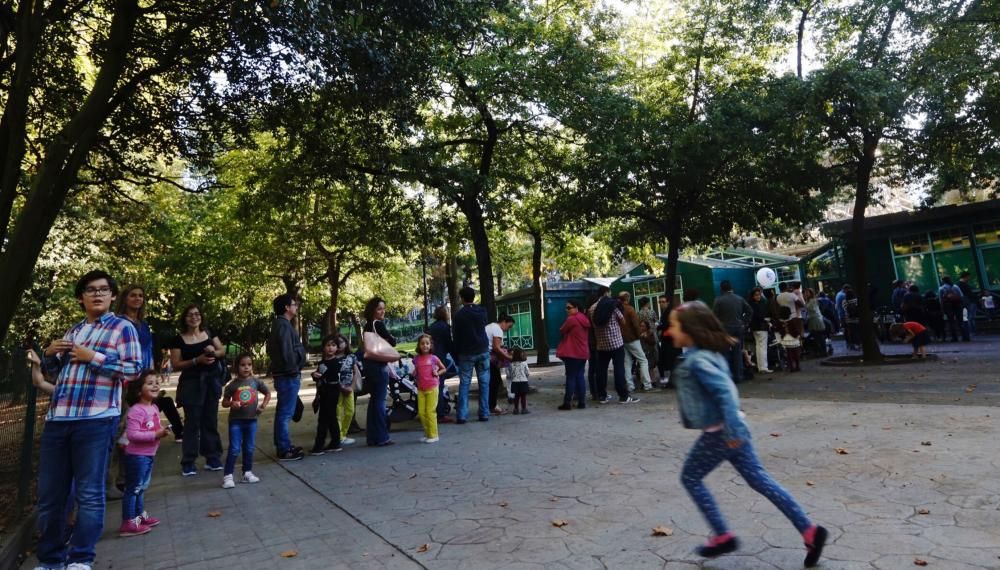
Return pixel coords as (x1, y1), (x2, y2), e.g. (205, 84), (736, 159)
(187, 312), (201, 318)
(83, 287), (113, 296)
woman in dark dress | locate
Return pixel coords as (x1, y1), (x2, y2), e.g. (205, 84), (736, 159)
(169, 305), (225, 476)
(427, 305), (455, 423)
(363, 296), (397, 446)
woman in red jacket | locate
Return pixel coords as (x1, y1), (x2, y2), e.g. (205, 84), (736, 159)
(557, 299), (591, 410)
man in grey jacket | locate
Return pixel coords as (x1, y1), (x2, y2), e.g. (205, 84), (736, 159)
(267, 294), (305, 461)
(712, 280), (752, 383)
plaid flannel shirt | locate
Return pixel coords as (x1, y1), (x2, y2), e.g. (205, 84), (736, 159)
(43, 312), (142, 421)
(592, 308), (625, 351)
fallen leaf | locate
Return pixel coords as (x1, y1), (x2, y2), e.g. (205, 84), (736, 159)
(917, 508), (930, 515)
(550, 497), (559, 502)
(921, 441), (932, 446)
(834, 448), (849, 455)
(498, 501), (508, 508)
(207, 511), (222, 518)
(914, 559), (928, 566)
(806, 481), (815, 486)
(609, 469), (622, 476)
(416, 544), (430, 553)
(651, 526), (674, 536)
(552, 519), (569, 527)
(408, 473), (418, 479)
(280, 550), (298, 558)
(769, 432), (782, 437)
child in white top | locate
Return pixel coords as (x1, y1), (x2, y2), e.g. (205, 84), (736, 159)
(509, 348), (530, 414)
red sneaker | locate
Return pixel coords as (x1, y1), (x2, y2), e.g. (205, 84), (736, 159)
(119, 517), (151, 537)
(140, 512), (160, 527)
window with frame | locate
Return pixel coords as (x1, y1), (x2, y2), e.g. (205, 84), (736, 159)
(892, 234), (931, 256)
(975, 223), (1000, 245)
(930, 228), (971, 251)
(775, 265), (800, 283)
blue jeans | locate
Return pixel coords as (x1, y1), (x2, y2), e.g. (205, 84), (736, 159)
(596, 347), (628, 400)
(273, 374), (301, 454)
(122, 453), (154, 520)
(364, 361), (391, 445)
(562, 358), (587, 405)
(36, 416), (117, 567)
(225, 419), (257, 475)
(681, 431), (812, 536)
(456, 352), (491, 421)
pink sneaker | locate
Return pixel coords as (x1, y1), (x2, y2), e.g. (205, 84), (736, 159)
(119, 517), (151, 537)
(140, 512), (160, 527)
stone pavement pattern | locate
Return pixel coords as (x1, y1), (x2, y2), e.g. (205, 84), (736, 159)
(23, 340), (1000, 569)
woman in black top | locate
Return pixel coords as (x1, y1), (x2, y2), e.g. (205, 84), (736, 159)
(427, 306), (455, 421)
(363, 296), (397, 446)
(169, 305), (226, 476)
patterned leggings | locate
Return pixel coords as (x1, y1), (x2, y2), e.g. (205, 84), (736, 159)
(681, 431), (812, 536)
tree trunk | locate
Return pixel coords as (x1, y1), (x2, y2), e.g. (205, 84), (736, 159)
(496, 271), (503, 297)
(664, 225), (682, 310)
(529, 229), (550, 364)
(796, 3), (811, 79)
(852, 134), (883, 362)
(445, 252), (461, 312)
(326, 259), (341, 335)
(463, 196), (497, 319)
(0, 0), (141, 348)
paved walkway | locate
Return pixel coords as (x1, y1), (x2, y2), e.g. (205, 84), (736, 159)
(23, 338), (1000, 569)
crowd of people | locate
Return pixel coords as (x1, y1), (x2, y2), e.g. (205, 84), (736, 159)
(25, 270), (847, 570)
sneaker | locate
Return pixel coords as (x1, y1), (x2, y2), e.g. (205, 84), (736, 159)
(278, 450), (304, 461)
(804, 525), (828, 567)
(425, 437), (439, 443)
(309, 447), (326, 456)
(620, 396), (640, 404)
(327, 446), (344, 453)
(696, 535), (739, 558)
(119, 517), (151, 537)
(758, 369), (773, 374)
(222, 475), (235, 489)
(174, 437), (183, 444)
(291, 445), (304, 454)
(419, 436), (428, 442)
(181, 464), (197, 477)
(242, 471), (260, 484)
(341, 437), (356, 445)
(139, 512), (160, 527)
(205, 460), (224, 472)
(557, 404), (572, 411)
(67, 564), (94, 570)
(600, 395), (614, 404)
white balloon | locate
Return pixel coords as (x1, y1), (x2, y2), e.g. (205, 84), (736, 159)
(756, 267), (777, 288)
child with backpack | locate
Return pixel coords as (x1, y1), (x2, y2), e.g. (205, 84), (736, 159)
(120, 371), (170, 537)
(667, 302), (827, 566)
(221, 354), (271, 488)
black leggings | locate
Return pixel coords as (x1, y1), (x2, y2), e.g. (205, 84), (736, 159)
(313, 384), (342, 450)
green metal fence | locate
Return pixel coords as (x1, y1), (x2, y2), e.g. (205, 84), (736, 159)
(0, 346), (48, 535)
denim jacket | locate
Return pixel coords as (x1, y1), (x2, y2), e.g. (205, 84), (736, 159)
(673, 347), (752, 443)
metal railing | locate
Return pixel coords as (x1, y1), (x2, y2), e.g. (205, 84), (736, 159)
(0, 346), (49, 533)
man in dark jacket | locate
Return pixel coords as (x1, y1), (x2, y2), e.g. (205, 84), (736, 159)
(712, 280), (752, 383)
(267, 294), (305, 460)
(451, 287), (492, 422)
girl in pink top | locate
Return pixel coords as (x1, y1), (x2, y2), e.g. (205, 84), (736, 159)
(413, 335), (446, 443)
(556, 299), (591, 410)
(120, 371), (170, 537)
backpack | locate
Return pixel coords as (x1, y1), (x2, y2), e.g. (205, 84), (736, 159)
(592, 297), (617, 327)
(942, 285), (962, 307)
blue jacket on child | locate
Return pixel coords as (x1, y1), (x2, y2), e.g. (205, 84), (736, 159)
(673, 347), (752, 443)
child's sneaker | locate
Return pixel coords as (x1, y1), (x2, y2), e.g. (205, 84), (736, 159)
(696, 534), (739, 558)
(419, 437), (428, 442)
(803, 525), (828, 567)
(119, 517), (151, 537)
(425, 437), (439, 443)
(181, 464), (197, 477)
(222, 474), (235, 489)
(242, 471), (260, 484)
(309, 447), (326, 456)
(205, 459), (224, 471)
(341, 437), (356, 445)
(139, 511), (160, 527)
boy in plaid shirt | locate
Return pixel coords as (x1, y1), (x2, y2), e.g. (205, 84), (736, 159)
(35, 270), (142, 570)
